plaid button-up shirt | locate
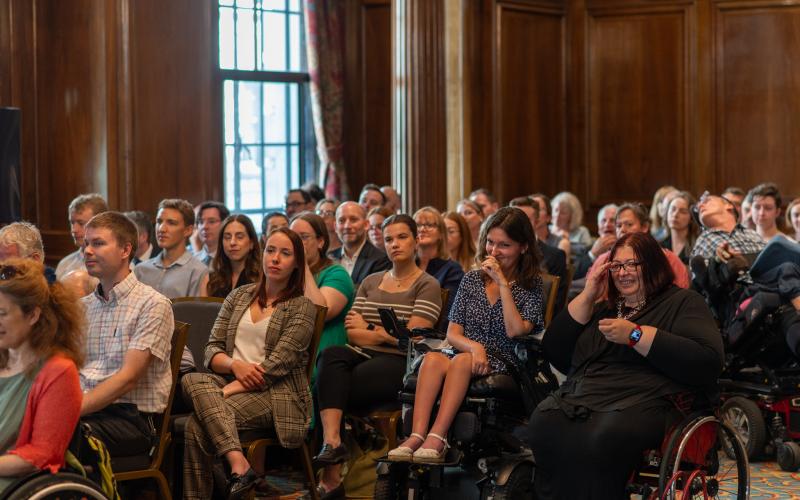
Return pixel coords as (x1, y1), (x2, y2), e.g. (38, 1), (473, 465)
(80, 272), (174, 413)
(691, 224), (766, 260)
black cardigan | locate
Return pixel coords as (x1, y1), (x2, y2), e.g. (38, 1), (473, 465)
(540, 286), (723, 413)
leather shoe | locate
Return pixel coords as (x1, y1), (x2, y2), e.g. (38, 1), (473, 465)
(313, 443), (349, 466)
(226, 467), (258, 500)
(316, 481), (345, 499)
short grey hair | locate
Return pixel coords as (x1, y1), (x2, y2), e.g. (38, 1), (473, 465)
(0, 222), (45, 262)
(597, 203), (618, 222)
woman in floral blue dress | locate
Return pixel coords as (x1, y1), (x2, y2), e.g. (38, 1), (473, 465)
(388, 207), (544, 463)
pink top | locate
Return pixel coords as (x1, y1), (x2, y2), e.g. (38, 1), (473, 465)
(7, 355), (82, 473)
(587, 248), (690, 300)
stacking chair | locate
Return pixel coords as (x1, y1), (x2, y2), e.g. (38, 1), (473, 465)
(171, 296), (225, 373)
(238, 304), (328, 500)
(541, 273), (561, 328)
(112, 321), (189, 500)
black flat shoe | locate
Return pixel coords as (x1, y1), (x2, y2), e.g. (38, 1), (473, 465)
(316, 482), (345, 500)
(226, 467), (259, 500)
(313, 443), (349, 466)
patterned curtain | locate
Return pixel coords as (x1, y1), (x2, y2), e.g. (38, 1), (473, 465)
(304, 0), (350, 200)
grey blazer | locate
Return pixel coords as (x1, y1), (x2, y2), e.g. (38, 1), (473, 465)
(204, 284), (316, 448)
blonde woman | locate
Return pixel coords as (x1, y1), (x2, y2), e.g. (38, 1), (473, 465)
(444, 211), (477, 272)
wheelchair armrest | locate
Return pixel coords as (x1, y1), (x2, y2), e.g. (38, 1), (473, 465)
(410, 327), (446, 340)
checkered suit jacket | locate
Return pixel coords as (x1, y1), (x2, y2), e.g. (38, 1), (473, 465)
(205, 285), (315, 448)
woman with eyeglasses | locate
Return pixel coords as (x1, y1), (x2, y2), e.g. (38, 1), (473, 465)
(205, 215), (263, 298)
(414, 207), (465, 326)
(315, 199), (341, 254)
(526, 232), (723, 499)
(0, 260), (84, 492)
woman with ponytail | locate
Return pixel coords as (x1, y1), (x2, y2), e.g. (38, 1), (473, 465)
(0, 258), (85, 491)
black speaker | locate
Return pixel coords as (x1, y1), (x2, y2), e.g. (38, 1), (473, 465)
(0, 107), (21, 223)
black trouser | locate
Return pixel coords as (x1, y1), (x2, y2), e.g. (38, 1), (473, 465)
(527, 400), (671, 500)
(76, 403), (155, 459)
(316, 346), (406, 414)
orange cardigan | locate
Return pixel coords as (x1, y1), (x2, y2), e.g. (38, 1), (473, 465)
(7, 355), (82, 473)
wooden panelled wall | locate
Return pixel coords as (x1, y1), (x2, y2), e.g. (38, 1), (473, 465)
(0, 0), (221, 262)
(345, 0), (800, 217)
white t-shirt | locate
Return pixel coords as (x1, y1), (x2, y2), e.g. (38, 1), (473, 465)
(233, 308), (271, 364)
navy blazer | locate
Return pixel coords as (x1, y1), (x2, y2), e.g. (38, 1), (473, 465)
(329, 239), (392, 286)
(423, 257), (464, 329)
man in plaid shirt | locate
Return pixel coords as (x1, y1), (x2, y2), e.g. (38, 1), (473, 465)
(691, 192), (765, 261)
(78, 211), (174, 459)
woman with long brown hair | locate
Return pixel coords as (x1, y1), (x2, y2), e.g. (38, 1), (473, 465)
(205, 214), (263, 298)
(444, 211), (477, 272)
(182, 228), (317, 500)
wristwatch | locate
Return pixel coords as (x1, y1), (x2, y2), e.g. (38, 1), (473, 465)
(366, 323), (376, 331)
(629, 324), (643, 347)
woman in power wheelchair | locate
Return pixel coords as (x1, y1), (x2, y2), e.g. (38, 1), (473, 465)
(527, 232), (726, 499)
(0, 259), (88, 496)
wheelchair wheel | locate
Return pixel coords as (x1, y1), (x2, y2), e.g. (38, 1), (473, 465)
(2, 472), (108, 500)
(374, 463), (408, 500)
(479, 462), (533, 500)
(777, 441), (800, 472)
(721, 396), (767, 460)
(658, 415), (749, 499)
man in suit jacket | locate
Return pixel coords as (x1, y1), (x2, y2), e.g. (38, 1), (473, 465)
(329, 201), (391, 285)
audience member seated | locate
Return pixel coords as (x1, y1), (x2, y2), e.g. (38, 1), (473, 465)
(314, 215), (442, 498)
(56, 193), (108, 280)
(381, 185), (402, 213)
(649, 185), (679, 241)
(413, 207), (465, 323)
(329, 202), (391, 285)
(367, 206), (395, 252)
(509, 197), (568, 312)
(0, 259), (84, 492)
(691, 191), (765, 261)
(78, 212), (174, 461)
(181, 228), (317, 500)
(359, 183), (386, 213)
(787, 198), (800, 242)
(456, 198), (485, 245)
(135, 198), (209, 298)
(316, 199), (341, 254)
(469, 188), (499, 217)
(749, 182), (790, 242)
(61, 269), (95, 299)
(205, 215), (262, 299)
(527, 232), (723, 499)
(660, 191), (698, 264)
(740, 191), (757, 231)
(124, 210), (161, 266)
(261, 211), (289, 248)
(443, 211), (477, 272)
(572, 204), (618, 280)
(194, 201), (230, 267)
(388, 207), (544, 462)
(290, 212), (355, 370)
(285, 189), (315, 219)
(722, 186), (746, 225)
(586, 203), (690, 296)
(0, 222), (56, 283)
(550, 191), (593, 251)
(530, 193), (571, 257)
(302, 182), (326, 204)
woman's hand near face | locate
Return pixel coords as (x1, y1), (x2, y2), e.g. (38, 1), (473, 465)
(583, 262), (611, 303)
(481, 256), (508, 286)
(597, 318), (636, 344)
(344, 310), (369, 330)
(230, 360), (266, 390)
(470, 343), (490, 376)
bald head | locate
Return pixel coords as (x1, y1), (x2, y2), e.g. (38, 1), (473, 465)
(335, 201), (368, 249)
(61, 269), (97, 298)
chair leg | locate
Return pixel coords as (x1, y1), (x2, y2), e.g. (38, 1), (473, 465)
(154, 471), (172, 500)
(301, 443), (320, 500)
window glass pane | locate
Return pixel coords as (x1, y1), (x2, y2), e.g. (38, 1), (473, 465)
(262, 12), (286, 71)
(225, 146), (236, 205)
(237, 81), (262, 144)
(264, 83), (287, 144)
(289, 13), (301, 72)
(264, 146), (288, 208)
(220, 0), (234, 5)
(236, 8), (256, 70)
(289, 84), (299, 144)
(236, 0), (254, 8)
(264, 0), (285, 10)
(290, 145), (300, 187)
(289, 0), (301, 13)
(224, 80), (235, 144)
(219, 8), (235, 69)
(239, 146), (263, 210)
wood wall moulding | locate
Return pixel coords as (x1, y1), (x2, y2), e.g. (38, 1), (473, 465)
(585, 3), (693, 208)
(712, 1), (800, 197)
(494, 0), (567, 202)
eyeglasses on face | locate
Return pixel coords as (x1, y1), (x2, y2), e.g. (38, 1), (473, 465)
(316, 210), (335, 218)
(285, 201), (305, 209)
(608, 260), (642, 273)
(416, 222), (438, 230)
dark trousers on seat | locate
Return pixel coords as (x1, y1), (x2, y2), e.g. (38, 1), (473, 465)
(77, 403), (154, 459)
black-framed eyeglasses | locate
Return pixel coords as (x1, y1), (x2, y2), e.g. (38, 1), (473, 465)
(316, 209), (335, 218)
(0, 265), (20, 280)
(608, 260), (642, 273)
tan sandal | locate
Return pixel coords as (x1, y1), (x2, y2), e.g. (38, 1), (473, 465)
(387, 433), (425, 462)
(412, 432), (449, 463)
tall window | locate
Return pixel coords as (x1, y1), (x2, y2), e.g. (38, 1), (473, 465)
(218, 0), (316, 226)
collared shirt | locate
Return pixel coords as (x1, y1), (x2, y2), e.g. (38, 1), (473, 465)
(194, 247), (215, 268)
(134, 250), (209, 299)
(80, 272), (174, 413)
(55, 250), (85, 281)
(691, 224), (766, 260)
(340, 238), (367, 276)
(131, 244), (155, 268)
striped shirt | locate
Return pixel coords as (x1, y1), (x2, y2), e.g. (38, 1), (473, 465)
(81, 272), (174, 413)
(353, 271), (442, 329)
